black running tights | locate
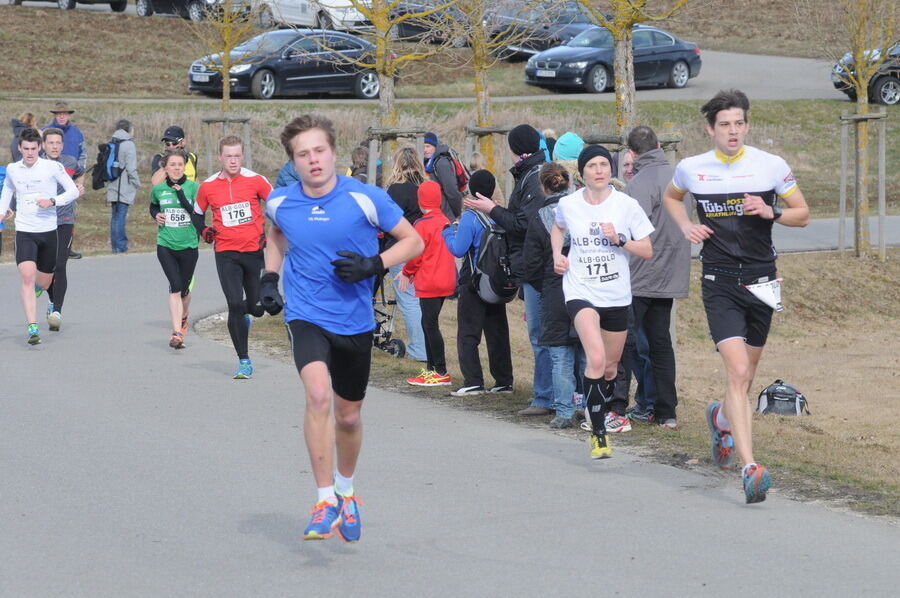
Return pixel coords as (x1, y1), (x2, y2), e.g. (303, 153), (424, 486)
(47, 224), (73, 312)
(215, 250), (263, 359)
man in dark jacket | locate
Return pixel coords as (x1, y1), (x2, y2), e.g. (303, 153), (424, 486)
(423, 132), (463, 220)
(620, 126), (691, 429)
(42, 102), (86, 171)
(465, 123), (551, 416)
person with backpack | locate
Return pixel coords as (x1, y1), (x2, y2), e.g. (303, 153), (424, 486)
(105, 119), (141, 254)
(423, 132), (464, 220)
(465, 123), (551, 417)
(150, 125), (199, 186)
(149, 150), (203, 350)
(442, 169), (514, 397)
(398, 181), (457, 387)
(551, 145), (654, 460)
(523, 162), (584, 429)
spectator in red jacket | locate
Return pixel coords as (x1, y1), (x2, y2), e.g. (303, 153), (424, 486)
(397, 181), (457, 387)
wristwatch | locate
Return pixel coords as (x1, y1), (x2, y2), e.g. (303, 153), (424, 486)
(49, 198), (56, 206)
(616, 233), (627, 247)
(771, 204), (783, 220)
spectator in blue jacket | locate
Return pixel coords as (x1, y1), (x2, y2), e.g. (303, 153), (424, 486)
(43, 103), (85, 170)
(441, 169), (513, 398)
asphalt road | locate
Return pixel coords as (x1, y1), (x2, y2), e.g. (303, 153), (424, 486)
(0, 242), (897, 597)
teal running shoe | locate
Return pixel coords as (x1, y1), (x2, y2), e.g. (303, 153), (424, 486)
(303, 500), (340, 540)
(27, 323), (41, 345)
(234, 358), (253, 379)
(335, 493), (362, 543)
(743, 464), (772, 504)
(706, 402), (735, 470)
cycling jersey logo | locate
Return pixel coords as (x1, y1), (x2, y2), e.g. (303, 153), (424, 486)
(696, 174), (723, 182)
(784, 171), (795, 183)
(697, 197), (744, 218)
(311, 205), (326, 215)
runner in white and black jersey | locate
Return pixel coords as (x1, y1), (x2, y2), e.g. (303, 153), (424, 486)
(663, 89), (810, 504)
(0, 128), (79, 345)
(551, 145), (654, 460)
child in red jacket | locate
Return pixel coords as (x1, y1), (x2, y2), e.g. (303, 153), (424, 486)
(398, 181), (457, 387)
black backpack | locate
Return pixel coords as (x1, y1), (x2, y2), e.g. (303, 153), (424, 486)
(469, 211), (518, 304)
(756, 380), (810, 415)
(90, 139), (124, 190)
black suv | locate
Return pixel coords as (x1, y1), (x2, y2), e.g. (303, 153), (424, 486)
(189, 29), (380, 100)
(832, 44), (900, 106)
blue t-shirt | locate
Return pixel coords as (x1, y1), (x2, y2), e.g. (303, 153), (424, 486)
(266, 175), (403, 335)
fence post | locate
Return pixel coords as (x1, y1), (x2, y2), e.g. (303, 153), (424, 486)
(839, 111), (848, 254)
(877, 110), (886, 261)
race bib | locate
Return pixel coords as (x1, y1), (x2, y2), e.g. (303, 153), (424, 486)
(744, 278), (784, 312)
(18, 193), (41, 215)
(574, 250), (620, 283)
(219, 201), (252, 227)
(164, 208), (191, 227)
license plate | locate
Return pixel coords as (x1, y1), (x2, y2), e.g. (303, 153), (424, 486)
(192, 74), (210, 82)
(536, 69), (556, 78)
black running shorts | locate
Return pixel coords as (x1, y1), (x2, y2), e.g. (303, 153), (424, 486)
(15, 230), (57, 273)
(565, 300), (629, 332)
(701, 270), (775, 347)
(287, 319), (373, 402)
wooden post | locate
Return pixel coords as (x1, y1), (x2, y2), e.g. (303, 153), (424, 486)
(202, 116), (252, 174)
(877, 110), (886, 261)
(366, 125), (428, 188)
(839, 111), (849, 254)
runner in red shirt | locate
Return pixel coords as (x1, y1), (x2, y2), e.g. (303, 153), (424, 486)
(195, 135), (272, 378)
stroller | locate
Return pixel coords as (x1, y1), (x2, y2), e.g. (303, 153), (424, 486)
(372, 268), (406, 358)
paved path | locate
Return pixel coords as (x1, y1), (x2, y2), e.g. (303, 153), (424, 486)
(0, 249), (898, 596)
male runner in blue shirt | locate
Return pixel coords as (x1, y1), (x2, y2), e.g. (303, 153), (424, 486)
(260, 115), (422, 542)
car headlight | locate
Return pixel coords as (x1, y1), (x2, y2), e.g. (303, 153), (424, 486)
(230, 64), (252, 74)
(527, 56), (537, 67)
(566, 61), (588, 69)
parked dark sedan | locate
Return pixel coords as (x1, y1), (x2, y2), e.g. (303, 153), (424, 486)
(832, 44), (900, 106)
(391, 0), (468, 47)
(524, 24), (701, 93)
(486, 0), (596, 59)
(188, 29), (380, 100)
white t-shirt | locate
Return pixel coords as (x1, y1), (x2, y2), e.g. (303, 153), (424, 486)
(0, 157), (79, 233)
(555, 186), (655, 307)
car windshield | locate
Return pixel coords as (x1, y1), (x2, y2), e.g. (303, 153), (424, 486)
(523, 3), (590, 23)
(234, 32), (292, 55)
(567, 27), (612, 49)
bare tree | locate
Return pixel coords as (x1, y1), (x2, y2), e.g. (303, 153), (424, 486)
(574, 0), (692, 133)
(187, 3), (267, 113)
(794, 0), (897, 255)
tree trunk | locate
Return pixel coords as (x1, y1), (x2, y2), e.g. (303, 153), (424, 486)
(379, 74), (397, 127)
(474, 67), (495, 172)
(221, 51), (231, 113)
(613, 33), (635, 134)
(854, 96), (870, 256)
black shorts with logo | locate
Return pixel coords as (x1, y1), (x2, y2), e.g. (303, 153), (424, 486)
(565, 300), (629, 332)
(287, 319), (373, 402)
(701, 265), (776, 347)
(15, 230), (58, 273)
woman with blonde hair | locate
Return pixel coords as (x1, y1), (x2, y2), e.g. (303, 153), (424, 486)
(384, 146), (428, 362)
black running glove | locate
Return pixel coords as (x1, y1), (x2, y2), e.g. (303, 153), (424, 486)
(330, 251), (384, 283)
(201, 226), (218, 244)
(259, 271), (284, 315)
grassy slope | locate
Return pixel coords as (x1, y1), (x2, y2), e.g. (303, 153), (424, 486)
(0, 1), (841, 99)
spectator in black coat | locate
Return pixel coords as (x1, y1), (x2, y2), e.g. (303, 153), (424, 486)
(464, 123), (552, 416)
(523, 162), (584, 428)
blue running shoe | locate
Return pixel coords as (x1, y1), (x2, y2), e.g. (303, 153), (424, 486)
(303, 500), (340, 540)
(234, 358), (253, 379)
(742, 464), (772, 504)
(27, 323), (41, 345)
(706, 402), (735, 470)
(335, 493), (362, 543)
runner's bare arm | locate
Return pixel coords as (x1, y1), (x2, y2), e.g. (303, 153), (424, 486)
(664, 183), (713, 243)
(777, 188), (810, 227)
(264, 224), (287, 274)
(380, 218), (423, 269)
(550, 222), (569, 274)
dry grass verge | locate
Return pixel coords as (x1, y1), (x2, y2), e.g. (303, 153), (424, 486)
(197, 250), (900, 517)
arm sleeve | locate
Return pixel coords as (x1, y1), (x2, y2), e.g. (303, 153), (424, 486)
(401, 223), (426, 277)
(126, 141), (140, 187)
(670, 160), (689, 193)
(194, 184), (208, 215)
(256, 174), (273, 200)
(76, 129), (86, 170)
(626, 198), (655, 241)
(441, 211), (477, 258)
(369, 189), (403, 233)
(0, 173), (13, 214)
(522, 216), (546, 286)
(773, 156), (798, 198)
(53, 162), (79, 206)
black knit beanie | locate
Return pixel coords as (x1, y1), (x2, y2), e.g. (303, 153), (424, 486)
(507, 124), (541, 156)
(577, 144), (614, 176)
(468, 169), (496, 199)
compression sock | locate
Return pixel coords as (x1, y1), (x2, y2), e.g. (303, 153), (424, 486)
(334, 472), (354, 497)
(583, 375), (607, 436)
